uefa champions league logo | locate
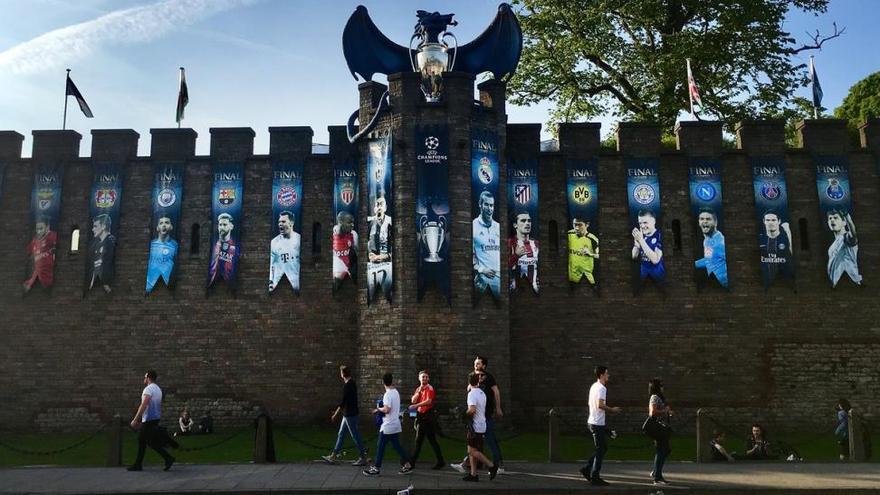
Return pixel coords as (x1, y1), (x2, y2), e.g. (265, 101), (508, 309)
(696, 182), (716, 202)
(633, 184), (655, 205)
(825, 178), (845, 201)
(425, 136), (440, 150)
(157, 188), (176, 207)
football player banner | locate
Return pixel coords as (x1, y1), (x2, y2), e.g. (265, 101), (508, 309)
(332, 158), (359, 292)
(23, 164), (64, 292)
(626, 158), (666, 290)
(688, 159), (728, 289)
(507, 158), (539, 294)
(207, 163), (244, 292)
(566, 159), (600, 289)
(415, 125), (451, 303)
(366, 133), (393, 304)
(85, 163), (123, 294)
(751, 157), (795, 288)
(145, 164), (184, 294)
(269, 161), (303, 294)
(815, 156), (862, 287)
(471, 129), (501, 304)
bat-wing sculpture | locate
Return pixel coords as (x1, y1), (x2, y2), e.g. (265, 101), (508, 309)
(342, 4), (522, 82)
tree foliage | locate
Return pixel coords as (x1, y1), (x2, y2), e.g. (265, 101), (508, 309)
(508, 0), (839, 130)
(834, 72), (880, 124)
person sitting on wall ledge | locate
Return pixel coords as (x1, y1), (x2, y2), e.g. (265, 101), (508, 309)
(176, 409), (194, 436)
(742, 423), (777, 460)
(199, 410), (214, 434)
(710, 430), (736, 461)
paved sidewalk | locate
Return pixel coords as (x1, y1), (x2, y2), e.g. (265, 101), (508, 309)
(1, 461), (878, 494)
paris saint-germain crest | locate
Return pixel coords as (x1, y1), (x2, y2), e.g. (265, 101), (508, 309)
(696, 182), (716, 202)
(514, 184), (531, 204)
(761, 182), (781, 201)
(825, 178), (845, 201)
(633, 184), (655, 205)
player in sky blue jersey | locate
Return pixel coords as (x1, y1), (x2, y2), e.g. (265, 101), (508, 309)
(694, 209), (728, 288)
(146, 216), (178, 293)
(631, 210), (666, 284)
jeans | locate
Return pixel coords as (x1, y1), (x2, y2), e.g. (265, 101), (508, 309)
(332, 415), (366, 457)
(133, 420), (173, 467)
(587, 424), (607, 478)
(411, 412), (444, 464)
(374, 432), (409, 468)
(484, 418), (503, 465)
(653, 436), (671, 480)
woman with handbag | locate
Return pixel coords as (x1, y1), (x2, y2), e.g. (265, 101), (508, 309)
(647, 378), (672, 485)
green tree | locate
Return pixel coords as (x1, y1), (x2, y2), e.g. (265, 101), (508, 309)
(834, 71), (880, 125)
(508, 0), (842, 130)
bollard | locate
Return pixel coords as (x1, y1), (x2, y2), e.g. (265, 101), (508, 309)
(106, 414), (123, 467)
(696, 408), (713, 463)
(548, 408), (560, 463)
(849, 410), (867, 461)
(254, 414), (271, 463)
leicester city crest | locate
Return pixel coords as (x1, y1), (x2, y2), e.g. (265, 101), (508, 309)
(761, 182), (781, 201)
(218, 188), (236, 206)
(696, 182), (716, 202)
(157, 188), (176, 208)
(95, 188), (117, 208)
(276, 186), (296, 206)
(633, 183), (655, 205)
(825, 178), (845, 201)
(478, 157), (493, 184)
(572, 184), (591, 205)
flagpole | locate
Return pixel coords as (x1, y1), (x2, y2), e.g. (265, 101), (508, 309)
(686, 59), (695, 118)
(810, 56), (818, 119)
(63, 69), (70, 130)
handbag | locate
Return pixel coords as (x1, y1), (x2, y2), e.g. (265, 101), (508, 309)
(642, 415), (670, 440)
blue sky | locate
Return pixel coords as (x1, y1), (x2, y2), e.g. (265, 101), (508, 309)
(0, 0), (877, 157)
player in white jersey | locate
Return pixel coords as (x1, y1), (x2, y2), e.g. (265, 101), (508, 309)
(473, 191), (501, 297)
(269, 211), (301, 293)
(826, 208), (861, 287)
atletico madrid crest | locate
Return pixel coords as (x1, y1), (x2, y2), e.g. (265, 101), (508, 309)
(514, 184), (531, 204)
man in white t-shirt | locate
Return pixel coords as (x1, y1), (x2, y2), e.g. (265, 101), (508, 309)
(363, 373), (413, 476)
(582, 365), (620, 486)
(127, 369), (175, 471)
(463, 372), (499, 482)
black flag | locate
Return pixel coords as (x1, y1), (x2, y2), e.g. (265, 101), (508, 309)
(65, 75), (93, 118)
(176, 67), (188, 124)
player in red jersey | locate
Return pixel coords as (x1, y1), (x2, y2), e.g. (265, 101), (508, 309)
(23, 217), (58, 292)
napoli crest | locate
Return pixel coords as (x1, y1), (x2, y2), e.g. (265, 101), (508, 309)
(825, 178), (845, 201)
(95, 188), (117, 208)
(633, 184), (655, 205)
(695, 182), (716, 202)
(218, 188), (236, 206)
(761, 182), (781, 201)
(425, 136), (440, 150)
(276, 186), (296, 206)
(572, 184), (591, 205)
(157, 188), (176, 208)
(478, 157), (493, 184)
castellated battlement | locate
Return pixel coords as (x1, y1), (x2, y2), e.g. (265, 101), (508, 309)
(1, 73), (879, 433)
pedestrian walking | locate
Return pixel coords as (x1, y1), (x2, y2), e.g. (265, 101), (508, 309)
(580, 365), (620, 486)
(451, 355), (504, 474)
(835, 398), (851, 461)
(463, 372), (499, 482)
(362, 373), (413, 476)
(127, 369), (175, 472)
(407, 370), (445, 469)
(647, 378), (672, 485)
(321, 365), (367, 466)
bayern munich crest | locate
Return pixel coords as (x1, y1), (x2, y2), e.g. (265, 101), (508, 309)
(276, 186), (296, 206)
(157, 188), (176, 207)
(633, 184), (655, 205)
(218, 188), (236, 206)
(478, 157), (493, 184)
(695, 182), (716, 201)
(425, 136), (440, 150)
(825, 178), (845, 201)
(572, 184), (591, 205)
(95, 189), (117, 208)
(761, 182), (781, 201)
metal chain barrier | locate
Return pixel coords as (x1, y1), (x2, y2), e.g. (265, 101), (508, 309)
(175, 429), (247, 452)
(276, 427), (334, 451)
(0, 423), (107, 456)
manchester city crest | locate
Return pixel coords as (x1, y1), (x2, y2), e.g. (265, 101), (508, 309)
(825, 178), (845, 201)
(761, 182), (781, 200)
(478, 157), (493, 184)
(276, 186), (296, 206)
(218, 188), (236, 206)
(157, 188), (176, 208)
(633, 184), (655, 205)
(572, 184), (591, 205)
(695, 182), (716, 202)
(95, 188), (117, 208)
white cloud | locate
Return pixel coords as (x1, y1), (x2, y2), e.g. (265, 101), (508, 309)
(0, 0), (259, 75)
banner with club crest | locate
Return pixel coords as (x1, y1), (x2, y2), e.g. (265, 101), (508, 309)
(471, 129), (501, 303)
(626, 158), (666, 290)
(146, 164), (184, 294)
(268, 161), (304, 294)
(751, 157), (795, 288)
(688, 159), (728, 289)
(366, 133), (393, 304)
(507, 158), (539, 294)
(85, 164), (124, 293)
(332, 157), (359, 292)
(566, 159), (600, 289)
(415, 125), (451, 303)
(24, 164), (64, 292)
(815, 155), (862, 287)
(207, 163), (244, 292)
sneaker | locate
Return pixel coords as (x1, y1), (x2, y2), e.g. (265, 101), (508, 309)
(399, 464), (413, 474)
(432, 462), (446, 470)
(450, 462), (466, 473)
(590, 478), (610, 486)
(126, 465), (143, 472)
(163, 456), (175, 471)
(653, 478), (669, 485)
(351, 457), (368, 466)
(489, 464), (499, 480)
(650, 470), (655, 479)
(321, 453), (338, 464)
(579, 466), (592, 481)
(462, 474), (479, 482)
(362, 466), (380, 476)
(496, 466), (506, 475)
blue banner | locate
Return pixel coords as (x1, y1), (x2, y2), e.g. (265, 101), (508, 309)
(626, 158), (666, 288)
(367, 134), (393, 304)
(415, 125), (451, 303)
(332, 157), (359, 292)
(507, 158), (539, 294)
(566, 159), (599, 288)
(751, 157), (795, 288)
(146, 164), (184, 294)
(471, 129), (501, 303)
(269, 161), (303, 294)
(207, 163), (244, 291)
(688, 159), (728, 289)
(815, 155), (862, 287)
(86, 164), (123, 293)
(24, 164), (64, 292)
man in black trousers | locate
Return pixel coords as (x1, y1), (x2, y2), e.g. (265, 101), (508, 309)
(128, 369), (175, 471)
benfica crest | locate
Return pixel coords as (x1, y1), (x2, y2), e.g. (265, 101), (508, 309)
(340, 184), (355, 205)
(514, 184), (531, 204)
(218, 188), (236, 206)
(95, 188), (117, 208)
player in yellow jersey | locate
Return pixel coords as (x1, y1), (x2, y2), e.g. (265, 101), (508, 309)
(568, 217), (599, 286)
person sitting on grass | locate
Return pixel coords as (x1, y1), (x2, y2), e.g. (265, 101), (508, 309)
(743, 424), (777, 460)
(710, 430), (736, 461)
(177, 409), (194, 436)
(199, 410), (214, 434)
